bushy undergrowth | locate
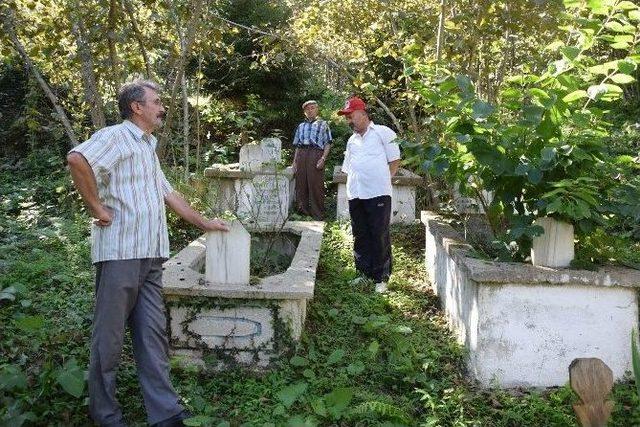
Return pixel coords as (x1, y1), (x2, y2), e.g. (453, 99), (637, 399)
(1, 152), (639, 426)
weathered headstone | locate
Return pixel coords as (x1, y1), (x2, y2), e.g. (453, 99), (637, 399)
(236, 175), (290, 225)
(239, 144), (264, 171)
(531, 217), (575, 267)
(569, 358), (614, 427)
(205, 220), (250, 285)
(260, 138), (282, 164)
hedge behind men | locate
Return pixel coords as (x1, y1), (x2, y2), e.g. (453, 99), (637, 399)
(339, 97), (400, 292)
(292, 100), (332, 220)
(67, 79), (228, 427)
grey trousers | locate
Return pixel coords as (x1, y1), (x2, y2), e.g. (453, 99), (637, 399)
(89, 258), (183, 425)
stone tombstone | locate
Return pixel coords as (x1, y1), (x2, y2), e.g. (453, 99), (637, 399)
(260, 138), (282, 164)
(531, 217), (575, 267)
(236, 174), (290, 225)
(239, 144), (264, 171)
(205, 220), (250, 285)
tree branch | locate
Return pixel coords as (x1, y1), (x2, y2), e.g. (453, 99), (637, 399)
(1, 6), (79, 147)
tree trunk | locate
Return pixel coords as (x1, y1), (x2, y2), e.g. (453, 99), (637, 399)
(158, 0), (204, 158)
(71, 15), (106, 129)
(122, 0), (154, 79)
(181, 69), (189, 180)
(107, 0), (123, 87)
(1, 7), (79, 146)
(436, 0), (446, 67)
(195, 53), (202, 171)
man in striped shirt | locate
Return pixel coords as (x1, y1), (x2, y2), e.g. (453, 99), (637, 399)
(67, 79), (228, 427)
(291, 100), (332, 220)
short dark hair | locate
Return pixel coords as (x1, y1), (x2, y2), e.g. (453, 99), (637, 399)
(117, 79), (160, 119)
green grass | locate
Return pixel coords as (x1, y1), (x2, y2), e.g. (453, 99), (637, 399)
(1, 157), (639, 426)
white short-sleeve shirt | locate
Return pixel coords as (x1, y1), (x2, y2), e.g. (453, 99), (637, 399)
(341, 122), (400, 200)
(69, 120), (174, 263)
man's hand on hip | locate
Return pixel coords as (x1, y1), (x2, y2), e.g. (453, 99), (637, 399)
(201, 218), (230, 232)
(92, 205), (114, 227)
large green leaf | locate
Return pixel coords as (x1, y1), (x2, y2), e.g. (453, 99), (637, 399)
(471, 100), (495, 119)
(324, 387), (353, 419)
(0, 365), (28, 391)
(523, 105), (544, 125)
(326, 349), (345, 365)
(610, 73), (635, 84)
(562, 90), (587, 103)
(561, 46), (581, 60)
(527, 168), (543, 184)
(618, 1), (638, 10)
(276, 382), (308, 408)
(56, 358), (85, 398)
(290, 356), (309, 367)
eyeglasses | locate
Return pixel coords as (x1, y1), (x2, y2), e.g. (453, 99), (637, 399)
(136, 98), (163, 107)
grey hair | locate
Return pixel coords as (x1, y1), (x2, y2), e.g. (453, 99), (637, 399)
(117, 79), (160, 119)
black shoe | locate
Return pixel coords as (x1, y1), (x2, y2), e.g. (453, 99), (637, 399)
(150, 411), (192, 427)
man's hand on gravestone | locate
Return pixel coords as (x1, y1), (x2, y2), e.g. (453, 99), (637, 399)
(92, 205), (113, 227)
(202, 218), (230, 232)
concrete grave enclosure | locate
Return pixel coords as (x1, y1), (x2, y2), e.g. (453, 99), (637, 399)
(163, 221), (324, 368)
(421, 210), (640, 388)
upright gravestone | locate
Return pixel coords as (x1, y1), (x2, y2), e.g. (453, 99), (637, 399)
(239, 144), (264, 172)
(205, 138), (295, 227)
(261, 138), (282, 164)
(205, 220), (251, 285)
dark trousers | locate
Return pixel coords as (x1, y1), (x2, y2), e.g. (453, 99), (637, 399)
(348, 195), (392, 282)
(89, 258), (183, 426)
(294, 147), (325, 220)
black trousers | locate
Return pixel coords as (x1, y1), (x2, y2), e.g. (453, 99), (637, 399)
(348, 195), (392, 282)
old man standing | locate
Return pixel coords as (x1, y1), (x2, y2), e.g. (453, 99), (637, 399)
(67, 79), (228, 427)
(292, 100), (332, 220)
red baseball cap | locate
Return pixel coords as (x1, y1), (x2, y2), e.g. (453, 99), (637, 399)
(337, 97), (366, 115)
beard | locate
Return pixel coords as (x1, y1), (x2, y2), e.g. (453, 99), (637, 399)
(348, 122), (355, 130)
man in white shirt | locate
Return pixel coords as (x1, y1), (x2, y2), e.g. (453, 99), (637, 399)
(67, 79), (228, 427)
(339, 97), (400, 292)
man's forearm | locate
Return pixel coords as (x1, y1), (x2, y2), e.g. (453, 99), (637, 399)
(322, 144), (331, 160)
(389, 159), (400, 177)
(67, 152), (102, 214)
(165, 191), (207, 229)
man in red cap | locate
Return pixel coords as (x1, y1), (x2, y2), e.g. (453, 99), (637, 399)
(291, 100), (333, 220)
(338, 96), (400, 293)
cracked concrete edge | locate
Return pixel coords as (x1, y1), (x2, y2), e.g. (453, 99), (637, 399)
(421, 210), (640, 288)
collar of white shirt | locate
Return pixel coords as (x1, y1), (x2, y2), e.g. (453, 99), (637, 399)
(123, 120), (154, 144)
(354, 121), (376, 137)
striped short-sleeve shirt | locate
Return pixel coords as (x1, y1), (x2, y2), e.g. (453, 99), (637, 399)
(292, 118), (332, 149)
(69, 120), (174, 264)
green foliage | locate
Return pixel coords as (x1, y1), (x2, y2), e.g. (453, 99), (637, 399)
(7, 168), (637, 425)
(411, 0), (640, 260)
